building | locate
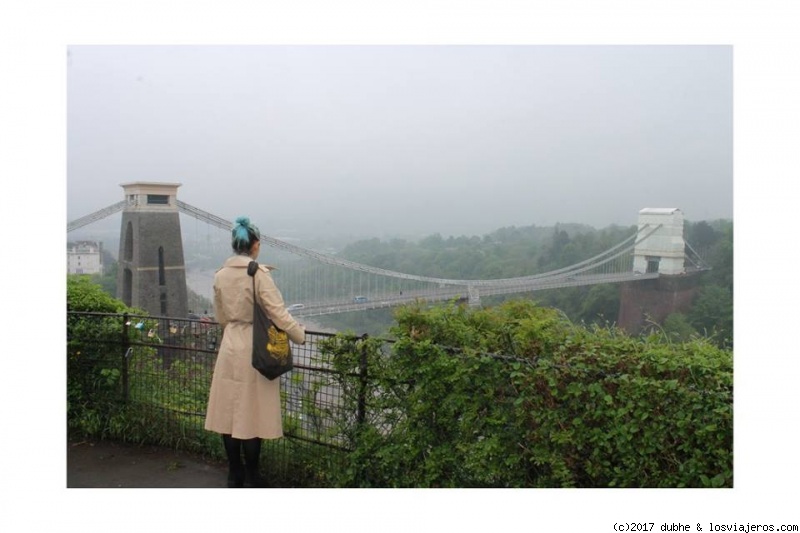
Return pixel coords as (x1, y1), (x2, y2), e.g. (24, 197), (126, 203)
(67, 241), (103, 275)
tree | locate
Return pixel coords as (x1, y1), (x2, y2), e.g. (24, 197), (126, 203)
(707, 223), (733, 289)
(688, 285), (733, 347)
(686, 220), (718, 251)
(579, 284), (621, 325)
(91, 260), (118, 298)
(68, 274), (129, 313)
(420, 233), (444, 249)
(663, 313), (698, 343)
(67, 275), (143, 437)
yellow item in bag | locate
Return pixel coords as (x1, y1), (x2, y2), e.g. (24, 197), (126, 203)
(267, 325), (291, 364)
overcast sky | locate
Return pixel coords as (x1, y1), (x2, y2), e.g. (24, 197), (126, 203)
(67, 45), (732, 239)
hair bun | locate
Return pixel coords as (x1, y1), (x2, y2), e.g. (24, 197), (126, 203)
(231, 216), (260, 254)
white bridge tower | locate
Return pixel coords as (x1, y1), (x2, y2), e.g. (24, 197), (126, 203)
(632, 208), (685, 276)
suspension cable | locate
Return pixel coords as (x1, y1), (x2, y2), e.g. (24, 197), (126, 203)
(67, 200), (128, 233)
(174, 200), (664, 289)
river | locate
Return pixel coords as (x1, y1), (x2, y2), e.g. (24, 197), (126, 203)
(184, 267), (335, 333)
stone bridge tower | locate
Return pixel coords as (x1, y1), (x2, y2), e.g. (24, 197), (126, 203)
(619, 207), (700, 333)
(117, 182), (188, 318)
(632, 208), (686, 275)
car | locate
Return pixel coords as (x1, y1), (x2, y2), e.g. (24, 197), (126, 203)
(286, 304), (305, 312)
(352, 296), (368, 303)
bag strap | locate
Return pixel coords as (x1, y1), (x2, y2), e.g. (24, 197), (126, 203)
(247, 261), (259, 321)
(247, 260), (286, 334)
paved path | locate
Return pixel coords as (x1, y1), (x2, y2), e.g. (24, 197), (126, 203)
(67, 439), (229, 488)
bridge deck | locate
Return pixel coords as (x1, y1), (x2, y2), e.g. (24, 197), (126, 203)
(290, 272), (663, 317)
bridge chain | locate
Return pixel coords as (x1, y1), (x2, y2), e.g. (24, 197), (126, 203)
(67, 200), (698, 296)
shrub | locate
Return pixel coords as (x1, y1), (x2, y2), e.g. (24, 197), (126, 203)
(320, 300), (732, 488)
(67, 276), (144, 439)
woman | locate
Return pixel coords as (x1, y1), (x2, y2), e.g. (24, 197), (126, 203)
(204, 216), (306, 487)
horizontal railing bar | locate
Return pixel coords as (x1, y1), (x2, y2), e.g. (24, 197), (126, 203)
(284, 433), (353, 453)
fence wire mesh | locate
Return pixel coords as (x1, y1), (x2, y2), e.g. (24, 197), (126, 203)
(67, 312), (360, 485)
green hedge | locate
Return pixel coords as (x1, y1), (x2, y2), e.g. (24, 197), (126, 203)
(320, 300), (732, 488)
(67, 276), (135, 438)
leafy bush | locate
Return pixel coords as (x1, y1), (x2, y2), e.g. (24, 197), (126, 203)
(320, 300), (732, 488)
(67, 276), (144, 438)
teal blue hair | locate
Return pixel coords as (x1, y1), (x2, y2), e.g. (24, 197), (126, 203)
(231, 216), (260, 254)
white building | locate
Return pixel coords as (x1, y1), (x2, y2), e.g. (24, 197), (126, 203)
(632, 208), (685, 275)
(68, 241), (103, 275)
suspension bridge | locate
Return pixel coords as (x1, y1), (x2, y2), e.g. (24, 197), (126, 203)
(67, 183), (709, 319)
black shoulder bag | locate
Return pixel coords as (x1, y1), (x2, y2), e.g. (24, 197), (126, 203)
(247, 261), (293, 380)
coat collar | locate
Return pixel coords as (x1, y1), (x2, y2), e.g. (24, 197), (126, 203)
(221, 255), (276, 271)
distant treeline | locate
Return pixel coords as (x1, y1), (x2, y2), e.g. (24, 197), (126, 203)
(323, 220), (733, 347)
(341, 222), (633, 278)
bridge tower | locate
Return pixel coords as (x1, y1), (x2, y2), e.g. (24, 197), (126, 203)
(619, 207), (699, 333)
(467, 285), (481, 308)
(116, 182), (188, 318)
(632, 208), (685, 275)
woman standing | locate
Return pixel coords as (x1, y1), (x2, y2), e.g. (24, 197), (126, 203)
(204, 216), (306, 487)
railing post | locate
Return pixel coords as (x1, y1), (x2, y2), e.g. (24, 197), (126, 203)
(357, 334), (369, 426)
(121, 312), (130, 403)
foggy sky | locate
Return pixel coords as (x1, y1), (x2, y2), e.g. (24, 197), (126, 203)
(67, 45), (732, 239)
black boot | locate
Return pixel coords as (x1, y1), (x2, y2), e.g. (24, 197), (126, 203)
(242, 437), (264, 488)
(222, 434), (244, 488)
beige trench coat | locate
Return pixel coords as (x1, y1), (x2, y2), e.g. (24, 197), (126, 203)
(204, 255), (305, 440)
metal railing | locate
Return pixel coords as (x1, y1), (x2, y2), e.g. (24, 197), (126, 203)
(67, 311), (378, 485)
(67, 312), (366, 442)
